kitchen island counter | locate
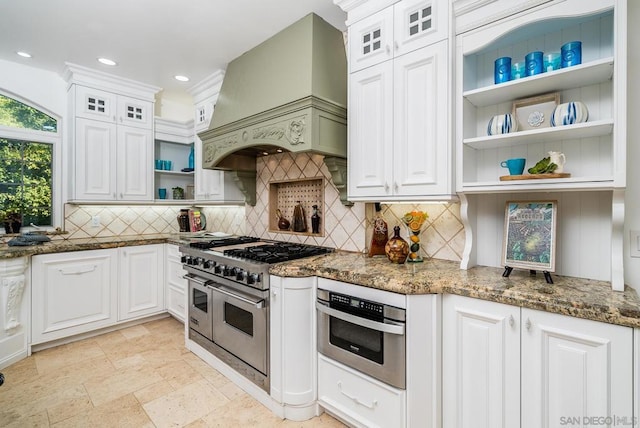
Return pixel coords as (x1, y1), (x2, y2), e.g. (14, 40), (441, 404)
(270, 251), (640, 328)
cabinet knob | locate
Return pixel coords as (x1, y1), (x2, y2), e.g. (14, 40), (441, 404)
(384, 182), (389, 192)
(385, 44), (391, 54)
(526, 318), (532, 331)
(509, 315), (515, 327)
(394, 41), (399, 51)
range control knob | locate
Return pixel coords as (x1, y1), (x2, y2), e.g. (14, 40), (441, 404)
(203, 260), (213, 269)
(214, 264), (225, 274)
(247, 273), (261, 285)
(235, 269), (247, 281)
(222, 266), (231, 276)
(180, 255), (187, 263)
(186, 257), (195, 265)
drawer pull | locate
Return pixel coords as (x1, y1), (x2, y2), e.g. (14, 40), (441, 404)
(58, 265), (97, 275)
(337, 381), (378, 409)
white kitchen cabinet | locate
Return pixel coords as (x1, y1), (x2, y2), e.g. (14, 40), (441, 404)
(118, 244), (164, 321)
(269, 275), (318, 420)
(75, 85), (153, 129)
(345, 0), (451, 201)
(74, 117), (153, 201)
(189, 73), (244, 203)
(65, 65), (159, 202)
(455, 0), (627, 290)
(442, 295), (634, 428)
(349, 0), (447, 73)
(318, 353), (406, 428)
(31, 249), (118, 344)
(442, 295), (520, 428)
(166, 244), (187, 322)
(348, 40), (450, 200)
(521, 308), (633, 428)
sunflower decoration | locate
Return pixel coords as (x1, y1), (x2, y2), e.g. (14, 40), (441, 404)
(402, 210), (428, 262)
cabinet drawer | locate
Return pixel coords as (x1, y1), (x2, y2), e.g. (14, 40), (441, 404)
(318, 354), (406, 428)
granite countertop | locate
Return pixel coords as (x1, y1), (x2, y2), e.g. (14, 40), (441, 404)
(0, 233), (194, 259)
(3, 235), (639, 328)
(269, 251), (640, 329)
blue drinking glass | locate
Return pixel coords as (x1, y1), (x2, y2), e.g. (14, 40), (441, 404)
(561, 41), (582, 68)
(494, 57), (512, 84)
(525, 51), (544, 76)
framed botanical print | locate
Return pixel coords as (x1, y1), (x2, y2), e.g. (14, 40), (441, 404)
(502, 200), (557, 272)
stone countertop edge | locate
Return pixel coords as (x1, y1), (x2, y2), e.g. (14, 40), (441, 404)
(0, 233), (191, 259)
(268, 251), (640, 329)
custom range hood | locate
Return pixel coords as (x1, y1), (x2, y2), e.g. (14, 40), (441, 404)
(198, 13), (349, 206)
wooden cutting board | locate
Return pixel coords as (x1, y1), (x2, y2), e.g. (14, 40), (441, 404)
(499, 173), (571, 181)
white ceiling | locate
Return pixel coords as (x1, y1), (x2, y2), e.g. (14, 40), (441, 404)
(0, 0), (347, 106)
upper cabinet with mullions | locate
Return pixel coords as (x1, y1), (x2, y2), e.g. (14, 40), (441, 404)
(349, 0), (447, 73)
(75, 85), (153, 130)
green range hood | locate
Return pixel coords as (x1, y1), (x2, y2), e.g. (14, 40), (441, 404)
(198, 13), (349, 206)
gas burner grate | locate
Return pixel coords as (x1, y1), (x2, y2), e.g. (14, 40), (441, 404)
(223, 243), (333, 263)
(189, 236), (260, 249)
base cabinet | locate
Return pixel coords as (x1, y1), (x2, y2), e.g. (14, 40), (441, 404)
(32, 245), (166, 345)
(318, 353), (406, 428)
(521, 308), (634, 428)
(31, 249), (118, 344)
(166, 244), (187, 322)
(443, 295), (634, 428)
(269, 275), (318, 420)
(118, 244), (164, 321)
(443, 295), (520, 428)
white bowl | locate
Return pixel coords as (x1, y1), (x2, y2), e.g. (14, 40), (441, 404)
(551, 101), (589, 126)
(487, 114), (518, 136)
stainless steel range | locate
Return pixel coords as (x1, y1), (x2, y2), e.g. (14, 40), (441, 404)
(180, 236), (332, 392)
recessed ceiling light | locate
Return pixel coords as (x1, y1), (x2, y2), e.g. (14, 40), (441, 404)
(16, 51), (32, 58)
(174, 75), (190, 82)
(262, 152), (269, 156)
(97, 57), (117, 66)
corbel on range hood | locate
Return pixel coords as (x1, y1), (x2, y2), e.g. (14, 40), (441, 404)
(198, 13), (350, 206)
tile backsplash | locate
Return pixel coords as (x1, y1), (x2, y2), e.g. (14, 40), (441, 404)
(246, 152), (465, 261)
(59, 152), (464, 262)
(63, 204), (245, 239)
(246, 152), (367, 253)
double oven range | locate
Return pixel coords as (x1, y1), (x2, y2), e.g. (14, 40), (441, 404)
(180, 236), (332, 392)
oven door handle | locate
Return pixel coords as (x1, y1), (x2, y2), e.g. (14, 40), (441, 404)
(211, 285), (265, 309)
(183, 274), (210, 287)
(316, 302), (405, 335)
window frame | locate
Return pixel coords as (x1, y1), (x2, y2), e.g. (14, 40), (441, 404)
(0, 90), (62, 233)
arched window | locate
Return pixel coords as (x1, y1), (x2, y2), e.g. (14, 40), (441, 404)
(0, 92), (58, 230)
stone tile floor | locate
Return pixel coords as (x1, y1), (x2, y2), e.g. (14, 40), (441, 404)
(0, 317), (346, 427)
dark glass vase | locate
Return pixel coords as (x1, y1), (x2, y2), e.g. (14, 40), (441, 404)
(385, 226), (409, 264)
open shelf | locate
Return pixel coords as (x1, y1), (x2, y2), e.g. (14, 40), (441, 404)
(463, 57), (614, 107)
(463, 119), (613, 149)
